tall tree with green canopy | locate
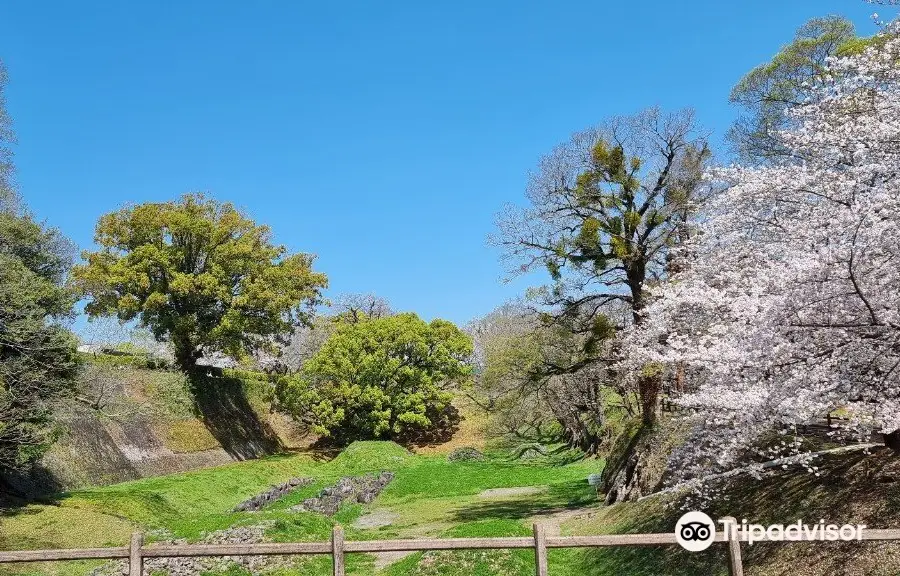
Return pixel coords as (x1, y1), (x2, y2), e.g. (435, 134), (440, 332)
(728, 16), (857, 164)
(468, 302), (613, 452)
(277, 313), (473, 442)
(495, 107), (711, 425)
(0, 59), (80, 472)
(0, 211), (80, 471)
(73, 193), (328, 375)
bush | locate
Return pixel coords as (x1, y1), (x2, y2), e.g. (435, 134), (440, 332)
(276, 313), (473, 441)
(448, 446), (485, 462)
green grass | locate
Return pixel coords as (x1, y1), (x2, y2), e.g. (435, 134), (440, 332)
(1, 441), (603, 576)
(62, 452), (321, 528)
(10, 439), (899, 576)
(382, 520), (535, 576)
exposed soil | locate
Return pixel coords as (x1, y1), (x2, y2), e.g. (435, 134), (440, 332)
(353, 508), (399, 529)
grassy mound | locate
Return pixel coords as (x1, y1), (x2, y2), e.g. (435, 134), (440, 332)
(320, 442), (413, 475)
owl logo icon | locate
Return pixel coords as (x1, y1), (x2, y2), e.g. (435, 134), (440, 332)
(675, 511), (716, 552)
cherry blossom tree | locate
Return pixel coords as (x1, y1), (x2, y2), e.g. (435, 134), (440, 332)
(624, 20), (900, 482)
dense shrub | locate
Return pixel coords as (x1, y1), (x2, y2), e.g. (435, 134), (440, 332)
(448, 446), (485, 462)
(276, 313), (473, 441)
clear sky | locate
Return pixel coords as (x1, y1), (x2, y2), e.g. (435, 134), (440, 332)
(0, 1), (882, 328)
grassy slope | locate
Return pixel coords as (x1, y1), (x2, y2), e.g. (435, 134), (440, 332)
(1, 442), (600, 576)
(9, 413), (899, 576)
(556, 447), (900, 576)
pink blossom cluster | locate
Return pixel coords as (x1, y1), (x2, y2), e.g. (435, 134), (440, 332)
(623, 22), (900, 482)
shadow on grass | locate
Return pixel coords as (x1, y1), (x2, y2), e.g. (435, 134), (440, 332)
(450, 479), (598, 523)
(566, 544), (729, 576)
(567, 448), (900, 576)
(0, 464), (65, 514)
(559, 487), (730, 576)
(190, 373), (282, 460)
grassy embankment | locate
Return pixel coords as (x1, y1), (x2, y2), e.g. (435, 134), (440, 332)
(5, 438), (900, 575)
(1, 441), (599, 576)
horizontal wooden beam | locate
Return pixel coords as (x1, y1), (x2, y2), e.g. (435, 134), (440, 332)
(4, 528), (900, 564)
(0, 547), (130, 563)
(546, 534), (679, 547)
(142, 543), (332, 557)
(345, 537), (534, 552)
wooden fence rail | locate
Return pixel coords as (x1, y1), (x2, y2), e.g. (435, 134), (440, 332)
(4, 519), (900, 576)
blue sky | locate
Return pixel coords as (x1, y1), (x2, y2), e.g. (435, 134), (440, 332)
(0, 1), (882, 328)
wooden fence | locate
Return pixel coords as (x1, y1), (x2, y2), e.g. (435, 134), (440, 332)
(3, 519), (900, 576)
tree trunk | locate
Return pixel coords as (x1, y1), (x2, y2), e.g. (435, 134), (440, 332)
(884, 430), (900, 453)
(172, 334), (201, 375)
(628, 272), (659, 426)
(599, 422), (660, 504)
(638, 374), (659, 426)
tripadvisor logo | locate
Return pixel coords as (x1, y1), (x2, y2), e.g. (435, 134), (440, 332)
(675, 511), (716, 552)
(675, 512), (869, 552)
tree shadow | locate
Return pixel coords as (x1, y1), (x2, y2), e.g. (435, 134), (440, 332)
(190, 373), (283, 460)
(0, 463), (66, 513)
(451, 479), (597, 523)
(571, 544), (729, 576)
(301, 438), (345, 462)
(571, 448), (900, 576)
(1, 406), (143, 513)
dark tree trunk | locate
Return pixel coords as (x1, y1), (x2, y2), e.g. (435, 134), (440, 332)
(172, 334), (201, 375)
(885, 430), (900, 453)
(628, 272), (659, 426)
(638, 374), (659, 426)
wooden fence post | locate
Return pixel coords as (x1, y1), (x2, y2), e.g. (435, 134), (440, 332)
(722, 517), (743, 576)
(533, 523), (548, 576)
(332, 525), (345, 576)
(129, 532), (143, 576)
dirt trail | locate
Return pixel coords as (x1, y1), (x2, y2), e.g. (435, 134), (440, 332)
(367, 486), (599, 571)
(539, 507), (597, 536)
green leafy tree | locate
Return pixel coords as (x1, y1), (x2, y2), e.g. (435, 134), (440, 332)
(0, 60), (79, 471)
(73, 193), (328, 374)
(496, 107), (710, 425)
(470, 303), (617, 453)
(278, 313), (473, 441)
(0, 210), (80, 472)
(728, 16), (857, 163)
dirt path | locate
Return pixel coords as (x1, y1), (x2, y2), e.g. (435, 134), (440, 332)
(373, 550), (416, 571)
(353, 509), (399, 529)
(539, 506), (597, 536)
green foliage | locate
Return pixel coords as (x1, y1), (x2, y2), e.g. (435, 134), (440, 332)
(470, 304), (619, 452)
(0, 204), (79, 471)
(79, 351), (171, 370)
(221, 367), (279, 384)
(728, 16), (857, 162)
(72, 193), (328, 373)
(277, 314), (473, 440)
